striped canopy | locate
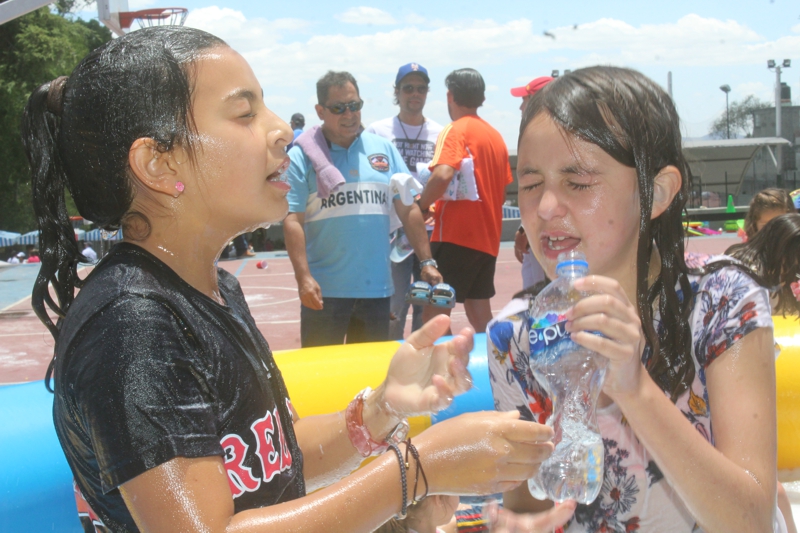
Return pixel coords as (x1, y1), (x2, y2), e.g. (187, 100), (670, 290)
(0, 231), (21, 247)
(502, 205), (521, 219)
(13, 229), (86, 246)
(84, 228), (123, 241)
(16, 230), (39, 246)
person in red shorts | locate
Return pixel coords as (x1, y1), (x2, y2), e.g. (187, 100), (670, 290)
(418, 68), (513, 332)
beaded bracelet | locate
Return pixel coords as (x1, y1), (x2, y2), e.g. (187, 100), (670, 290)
(387, 442), (408, 519)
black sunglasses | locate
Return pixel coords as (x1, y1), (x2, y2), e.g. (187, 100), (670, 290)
(400, 84), (429, 95)
(324, 100), (364, 114)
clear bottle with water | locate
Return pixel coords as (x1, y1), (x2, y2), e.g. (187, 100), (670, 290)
(526, 250), (607, 504)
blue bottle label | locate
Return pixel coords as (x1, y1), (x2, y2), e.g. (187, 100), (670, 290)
(528, 313), (571, 355)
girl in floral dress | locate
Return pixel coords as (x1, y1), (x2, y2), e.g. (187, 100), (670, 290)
(489, 66), (783, 532)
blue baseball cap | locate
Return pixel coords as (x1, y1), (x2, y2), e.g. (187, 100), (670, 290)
(395, 63), (430, 86)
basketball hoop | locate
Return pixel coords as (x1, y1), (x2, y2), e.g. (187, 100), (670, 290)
(119, 7), (188, 31)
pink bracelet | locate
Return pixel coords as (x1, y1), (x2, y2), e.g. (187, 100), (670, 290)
(346, 388), (389, 457)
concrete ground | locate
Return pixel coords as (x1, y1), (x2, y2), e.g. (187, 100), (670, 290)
(0, 235), (742, 386)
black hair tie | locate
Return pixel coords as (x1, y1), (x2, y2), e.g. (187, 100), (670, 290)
(46, 76), (69, 116)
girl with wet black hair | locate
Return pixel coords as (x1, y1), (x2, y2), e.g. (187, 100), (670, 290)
(22, 26), (572, 533)
(490, 66), (783, 531)
(743, 188), (796, 240)
(727, 213), (800, 319)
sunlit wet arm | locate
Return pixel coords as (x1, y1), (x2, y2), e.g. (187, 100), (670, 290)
(613, 328), (777, 532)
(283, 212), (323, 310)
(121, 410), (558, 533)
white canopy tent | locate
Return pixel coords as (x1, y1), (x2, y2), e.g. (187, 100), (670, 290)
(683, 137), (792, 198)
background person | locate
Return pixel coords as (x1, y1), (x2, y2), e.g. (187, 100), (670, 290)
(287, 112), (305, 151)
(22, 27), (573, 533)
(81, 241), (97, 263)
(510, 76), (553, 291)
(7, 251), (25, 264)
(367, 62), (444, 340)
(284, 71), (442, 347)
(418, 68), (513, 333)
(743, 187), (796, 240)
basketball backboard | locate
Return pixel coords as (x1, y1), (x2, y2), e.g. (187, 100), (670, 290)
(97, 0), (129, 36)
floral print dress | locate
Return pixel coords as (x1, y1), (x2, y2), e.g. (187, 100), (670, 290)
(487, 258), (774, 532)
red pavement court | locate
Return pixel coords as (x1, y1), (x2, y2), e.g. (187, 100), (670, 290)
(0, 236), (740, 386)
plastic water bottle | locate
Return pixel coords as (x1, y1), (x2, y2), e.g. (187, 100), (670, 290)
(526, 250), (607, 504)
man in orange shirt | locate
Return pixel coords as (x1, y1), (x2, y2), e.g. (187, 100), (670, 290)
(418, 68), (513, 332)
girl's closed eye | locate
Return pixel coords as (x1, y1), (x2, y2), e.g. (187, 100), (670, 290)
(568, 181), (592, 191)
(520, 182), (543, 192)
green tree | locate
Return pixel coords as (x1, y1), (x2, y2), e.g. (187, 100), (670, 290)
(708, 95), (771, 140)
(0, 7), (111, 232)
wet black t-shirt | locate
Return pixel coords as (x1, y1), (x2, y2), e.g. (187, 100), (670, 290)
(53, 243), (305, 532)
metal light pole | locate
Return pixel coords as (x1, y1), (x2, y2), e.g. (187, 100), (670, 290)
(768, 59), (791, 177)
(719, 84), (731, 139)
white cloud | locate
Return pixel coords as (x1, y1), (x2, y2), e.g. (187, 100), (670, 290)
(185, 7), (309, 52)
(334, 7), (397, 26)
(187, 12), (800, 89)
(404, 13), (427, 25)
(792, 24), (800, 34)
(179, 9), (800, 143)
(733, 81), (773, 103)
(539, 15), (794, 68)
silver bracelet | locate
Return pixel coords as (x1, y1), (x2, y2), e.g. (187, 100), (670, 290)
(419, 258), (438, 269)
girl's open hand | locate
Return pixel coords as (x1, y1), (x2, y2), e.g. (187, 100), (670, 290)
(565, 275), (646, 399)
(383, 315), (473, 416)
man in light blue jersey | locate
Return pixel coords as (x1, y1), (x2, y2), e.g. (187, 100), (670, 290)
(284, 71), (441, 348)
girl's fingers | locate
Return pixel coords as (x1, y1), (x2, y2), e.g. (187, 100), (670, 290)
(567, 293), (637, 324)
(498, 413), (555, 444)
(567, 315), (640, 344)
(404, 314), (452, 351)
(447, 353), (473, 395)
(501, 441), (555, 469)
(571, 330), (639, 360)
(573, 275), (628, 302)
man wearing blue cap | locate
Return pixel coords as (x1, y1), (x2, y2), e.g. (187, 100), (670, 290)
(367, 63), (444, 339)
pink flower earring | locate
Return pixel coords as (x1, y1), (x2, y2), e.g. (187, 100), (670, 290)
(175, 181), (185, 193)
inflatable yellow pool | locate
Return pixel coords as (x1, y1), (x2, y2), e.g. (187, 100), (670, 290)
(273, 321), (800, 471)
(775, 315), (800, 471)
(1, 325), (798, 531)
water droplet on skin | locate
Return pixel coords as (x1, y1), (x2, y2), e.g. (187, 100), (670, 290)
(744, 469), (762, 487)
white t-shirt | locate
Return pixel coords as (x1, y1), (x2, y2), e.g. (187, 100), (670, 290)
(366, 116), (443, 179)
(82, 246), (98, 262)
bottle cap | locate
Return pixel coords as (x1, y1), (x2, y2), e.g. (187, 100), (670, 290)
(556, 250), (588, 270)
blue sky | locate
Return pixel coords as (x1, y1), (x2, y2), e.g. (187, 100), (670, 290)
(81, 0), (800, 147)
